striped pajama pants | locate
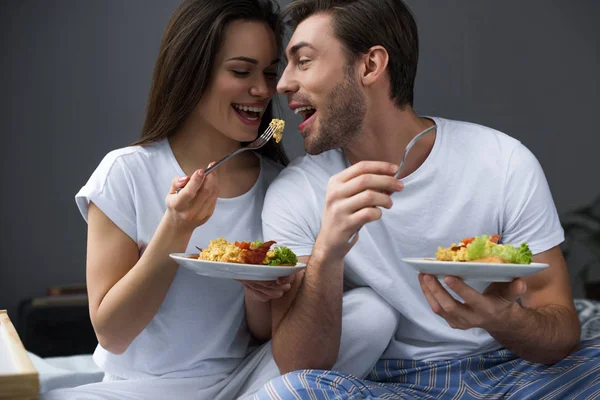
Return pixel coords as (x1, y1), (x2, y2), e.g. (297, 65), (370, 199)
(254, 339), (600, 399)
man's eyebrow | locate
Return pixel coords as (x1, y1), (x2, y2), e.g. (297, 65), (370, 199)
(287, 42), (315, 59)
(226, 56), (280, 65)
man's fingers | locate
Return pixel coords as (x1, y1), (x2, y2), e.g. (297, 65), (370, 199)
(419, 274), (443, 314)
(337, 175), (404, 199)
(423, 275), (467, 316)
(444, 276), (485, 305)
(335, 161), (398, 183)
(344, 190), (395, 213)
(276, 274), (296, 285)
(348, 207), (383, 228)
(508, 279), (527, 302)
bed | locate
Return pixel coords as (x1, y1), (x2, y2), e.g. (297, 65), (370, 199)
(21, 298), (600, 395)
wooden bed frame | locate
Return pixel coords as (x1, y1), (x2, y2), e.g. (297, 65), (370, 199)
(0, 310), (39, 399)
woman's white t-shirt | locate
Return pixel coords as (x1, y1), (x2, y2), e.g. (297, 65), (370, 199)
(75, 139), (282, 380)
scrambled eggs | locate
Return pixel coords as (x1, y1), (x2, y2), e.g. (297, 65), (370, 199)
(270, 119), (285, 143)
(198, 238), (286, 265)
(434, 234), (532, 264)
(199, 238), (245, 263)
(436, 235), (501, 262)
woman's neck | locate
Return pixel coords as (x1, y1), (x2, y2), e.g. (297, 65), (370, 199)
(168, 118), (260, 199)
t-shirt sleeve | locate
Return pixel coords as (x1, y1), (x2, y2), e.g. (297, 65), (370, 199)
(501, 142), (564, 255)
(75, 153), (137, 242)
(262, 169), (319, 257)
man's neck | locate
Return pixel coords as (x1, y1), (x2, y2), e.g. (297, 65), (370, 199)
(343, 103), (436, 179)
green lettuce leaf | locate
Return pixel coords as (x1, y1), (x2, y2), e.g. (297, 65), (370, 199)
(466, 235), (489, 260)
(268, 246), (298, 266)
(490, 242), (532, 264)
(251, 240), (263, 249)
(465, 235), (532, 264)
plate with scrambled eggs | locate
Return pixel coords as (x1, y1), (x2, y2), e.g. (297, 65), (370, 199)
(401, 235), (549, 282)
(170, 238), (305, 281)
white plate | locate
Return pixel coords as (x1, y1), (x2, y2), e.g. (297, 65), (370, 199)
(401, 258), (549, 282)
(170, 253), (306, 281)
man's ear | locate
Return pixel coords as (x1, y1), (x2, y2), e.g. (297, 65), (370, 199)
(360, 45), (389, 87)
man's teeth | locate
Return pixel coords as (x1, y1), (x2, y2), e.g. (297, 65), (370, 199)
(232, 104), (264, 113)
(294, 106), (316, 115)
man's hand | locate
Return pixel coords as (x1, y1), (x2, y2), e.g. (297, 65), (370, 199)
(418, 274), (526, 331)
(313, 161), (403, 261)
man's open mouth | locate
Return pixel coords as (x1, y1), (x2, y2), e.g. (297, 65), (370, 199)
(295, 105), (317, 133)
(294, 105), (316, 122)
(232, 103), (264, 122)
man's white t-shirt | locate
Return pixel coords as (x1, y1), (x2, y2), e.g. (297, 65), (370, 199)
(262, 117), (564, 361)
(75, 140), (282, 380)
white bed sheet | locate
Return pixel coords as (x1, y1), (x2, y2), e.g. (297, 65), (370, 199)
(27, 351), (104, 393)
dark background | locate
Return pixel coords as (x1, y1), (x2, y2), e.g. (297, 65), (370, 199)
(1, 0), (599, 324)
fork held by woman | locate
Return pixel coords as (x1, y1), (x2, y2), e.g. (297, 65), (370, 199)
(176, 118), (285, 193)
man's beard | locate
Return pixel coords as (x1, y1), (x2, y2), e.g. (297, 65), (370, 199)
(305, 66), (366, 155)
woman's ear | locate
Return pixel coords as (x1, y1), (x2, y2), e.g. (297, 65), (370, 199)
(360, 45), (389, 87)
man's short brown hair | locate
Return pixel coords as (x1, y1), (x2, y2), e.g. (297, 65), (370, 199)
(282, 0), (419, 108)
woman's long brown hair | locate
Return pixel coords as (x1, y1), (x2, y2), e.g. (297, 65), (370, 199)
(134, 0), (288, 166)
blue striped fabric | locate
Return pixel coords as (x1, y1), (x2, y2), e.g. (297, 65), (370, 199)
(253, 339), (600, 399)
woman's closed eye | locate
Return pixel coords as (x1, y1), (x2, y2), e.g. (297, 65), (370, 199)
(232, 70), (250, 77)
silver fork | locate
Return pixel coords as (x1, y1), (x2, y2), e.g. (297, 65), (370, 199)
(175, 124), (276, 193)
(347, 124), (437, 243)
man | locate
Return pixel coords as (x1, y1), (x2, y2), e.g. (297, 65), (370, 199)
(254, 0), (600, 398)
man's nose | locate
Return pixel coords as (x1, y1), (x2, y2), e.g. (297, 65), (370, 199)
(276, 65), (298, 95)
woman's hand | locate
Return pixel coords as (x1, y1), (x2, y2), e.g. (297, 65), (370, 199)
(165, 166), (219, 232)
(239, 274), (296, 302)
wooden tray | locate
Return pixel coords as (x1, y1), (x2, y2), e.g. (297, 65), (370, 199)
(0, 310), (38, 399)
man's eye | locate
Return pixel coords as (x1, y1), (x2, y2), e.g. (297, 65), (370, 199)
(298, 59), (310, 67)
(232, 70), (250, 77)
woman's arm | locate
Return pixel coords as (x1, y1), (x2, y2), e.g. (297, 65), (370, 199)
(87, 170), (218, 354)
(86, 204), (194, 354)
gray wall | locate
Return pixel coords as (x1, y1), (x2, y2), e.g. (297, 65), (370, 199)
(1, 1), (599, 321)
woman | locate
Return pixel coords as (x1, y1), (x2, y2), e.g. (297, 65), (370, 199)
(43, 0), (294, 398)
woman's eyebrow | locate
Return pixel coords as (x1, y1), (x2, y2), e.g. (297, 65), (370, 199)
(226, 56), (279, 65)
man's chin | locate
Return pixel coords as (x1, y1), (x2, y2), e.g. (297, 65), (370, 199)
(303, 136), (331, 155)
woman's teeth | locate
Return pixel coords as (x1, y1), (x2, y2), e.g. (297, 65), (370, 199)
(232, 104), (264, 113)
(232, 103), (263, 121)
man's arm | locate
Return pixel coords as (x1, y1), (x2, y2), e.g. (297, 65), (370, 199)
(271, 254), (344, 373)
(420, 245), (580, 365)
(487, 246), (580, 363)
(269, 161), (402, 373)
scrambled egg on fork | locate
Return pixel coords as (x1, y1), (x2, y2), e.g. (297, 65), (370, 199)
(270, 119), (285, 143)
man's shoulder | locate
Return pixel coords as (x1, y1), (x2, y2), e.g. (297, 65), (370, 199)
(432, 117), (531, 172)
(435, 117), (522, 152)
(278, 150), (342, 181)
(266, 150), (341, 197)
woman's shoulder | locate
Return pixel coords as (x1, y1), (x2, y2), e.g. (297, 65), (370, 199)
(96, 141), (170, 176)
(82, 141), (170, 193)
